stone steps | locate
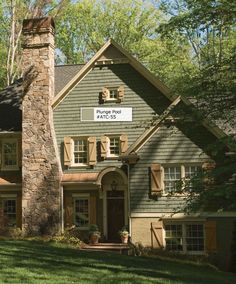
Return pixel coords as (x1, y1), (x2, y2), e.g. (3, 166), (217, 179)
(81, 242), (130, 254)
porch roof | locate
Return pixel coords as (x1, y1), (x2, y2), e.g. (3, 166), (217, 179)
(62, 173), (99, 184)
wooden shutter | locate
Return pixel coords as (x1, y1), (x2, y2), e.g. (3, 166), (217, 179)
(120, 134), (128, 154)
(117, 86), (124, 101)
(101, 136), (108, 158)
(151, 220), (164, 248)
(90, 195), (97, 224)
(205, 220), (217, 252)
(18, 138), (22, 167)
(64, 137), (72, 166)
(88, 137), (96, 166)
(102, 87), (109, 101)
(150, 163), (162, 195)
(64, 195), (73, 227)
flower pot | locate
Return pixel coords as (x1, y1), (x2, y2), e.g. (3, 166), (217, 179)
(89, 232), (100, 244)
(121, 235), (128, 244)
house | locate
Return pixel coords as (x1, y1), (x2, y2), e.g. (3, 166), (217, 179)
(0, 17), (235, 271)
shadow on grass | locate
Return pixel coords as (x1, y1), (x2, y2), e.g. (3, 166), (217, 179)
(0, 240), (235, 284)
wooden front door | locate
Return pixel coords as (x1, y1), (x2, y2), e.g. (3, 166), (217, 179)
(107, 190), (124, 242)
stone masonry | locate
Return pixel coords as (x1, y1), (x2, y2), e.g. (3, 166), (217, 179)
(21, 17), (62, 235)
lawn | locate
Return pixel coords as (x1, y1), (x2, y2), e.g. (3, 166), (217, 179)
(0, 240), (235, 284)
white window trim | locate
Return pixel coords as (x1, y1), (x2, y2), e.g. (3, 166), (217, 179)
(71, 137), (88, 167)
(164, 222), (205, 255)
(1, 139), (19, 171)
(107, 136), (120, 158)
(73, 194), (90, 230)
(162, 164), (201, 195)
(104, 87), (119, 102)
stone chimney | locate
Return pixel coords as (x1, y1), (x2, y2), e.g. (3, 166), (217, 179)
(21, 17), (62, 235)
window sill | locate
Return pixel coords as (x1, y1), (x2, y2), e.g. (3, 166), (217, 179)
(1, 166), (19, 171)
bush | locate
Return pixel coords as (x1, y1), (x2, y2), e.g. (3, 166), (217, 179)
(51, 227), (83, 248)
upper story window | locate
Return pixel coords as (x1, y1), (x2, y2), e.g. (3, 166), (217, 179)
(164, 167), (181, 192)
(163, 165), (201, 194)
(150, 163), (202, 196)
(108, 136), (120, 156)
(64, 136), (96, 167)
(101, 134), (128, 159)
(73, 139), (88, 165)
(101, 86), (124, 103)
(1, 139), (18, 170)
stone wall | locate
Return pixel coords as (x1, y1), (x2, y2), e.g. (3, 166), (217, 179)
(21, 17), (62, 235)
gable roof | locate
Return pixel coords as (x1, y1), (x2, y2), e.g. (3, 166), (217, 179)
(0, 39), (234, 146)
(55, 64), (84, 95)
(52, 39), (231, 143)
(52, 39), (174, 109)
(0, 79), (23, 131)
(0, 65), (84, 132)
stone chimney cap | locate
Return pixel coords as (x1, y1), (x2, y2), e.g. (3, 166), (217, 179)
(23, 17), (55, 33)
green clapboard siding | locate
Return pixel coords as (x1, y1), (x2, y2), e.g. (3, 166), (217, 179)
(54, 63), (210, 213)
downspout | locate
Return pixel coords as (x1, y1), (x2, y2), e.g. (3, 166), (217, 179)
(61, 185), (64, 233)
(127, 163), (131, 237)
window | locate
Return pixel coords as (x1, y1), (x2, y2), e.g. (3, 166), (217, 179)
(186, 224), (204, 251)
(108, 136), (120, 156)
(185, 166), (201, 189)
(3, 199), (16, 227)
(101, 134), (128, 158)
(101, 86), (124, 103)
(164, 167), (181, 192)
(64, 136), (96, 167)
(165, 224), (183, 251)
(74, 197), (89, 228)
(73, 139), (87, 164)
(163, 165), (201, 193)
(165, 223), (204, 253)
(2, 139), (18, 170)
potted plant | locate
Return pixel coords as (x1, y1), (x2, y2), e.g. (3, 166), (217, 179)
(119, 226), (129, 244)
(89, 224), (101, 244)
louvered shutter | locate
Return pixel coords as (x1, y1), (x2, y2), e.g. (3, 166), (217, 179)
(64, 137), (72, 166)
(150, 163), (162, 195)
(88, 137), (97, 166)
(64, 195), (73, 227)
(18, 138), (22, 167)
(101, 136), (108, 158)
(151, 220), (164, 248)
(120, 134), (128, 154)
(205, 221), (217, 252)
(102, 87), (109, 101)
(90, 195), (97, 224)
(117, 86), (124, 101)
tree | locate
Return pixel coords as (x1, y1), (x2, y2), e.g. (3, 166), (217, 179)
(55, 0), (162, 63)
(157, 0), (236, 212)
(157, 0), (236, 124)
(0, 0), (67, 88)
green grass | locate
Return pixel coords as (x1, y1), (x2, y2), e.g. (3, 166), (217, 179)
(0, 240), (235, 284)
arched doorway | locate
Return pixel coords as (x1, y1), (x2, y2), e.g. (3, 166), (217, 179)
(97, 167), (128, 242)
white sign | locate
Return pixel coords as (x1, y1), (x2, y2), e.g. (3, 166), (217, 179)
(81, 107), (132, 122)
(94, 107), (132, 121)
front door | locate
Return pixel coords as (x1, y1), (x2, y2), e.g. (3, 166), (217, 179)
(107, 190), (124, 242)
